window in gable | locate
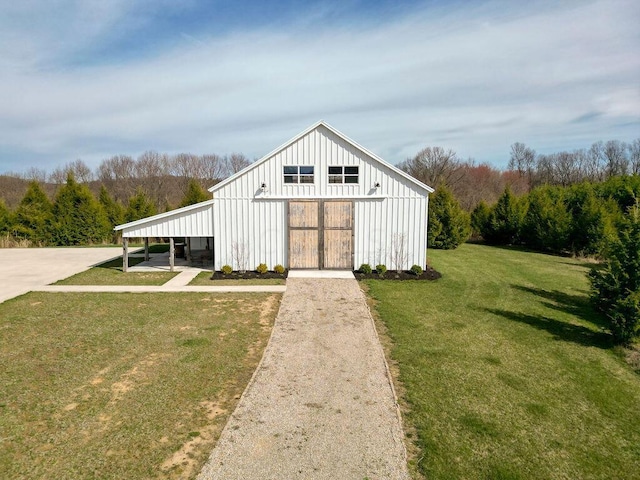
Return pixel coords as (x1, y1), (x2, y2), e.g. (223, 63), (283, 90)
(284, 166), (314, 184)
(328, 166), (359, 184)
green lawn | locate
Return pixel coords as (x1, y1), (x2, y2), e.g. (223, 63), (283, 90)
(365, 244), (640, 480)
(189, 271), (286, 286)
(0, 291), (280, 479)
(53, 256), (177, 286)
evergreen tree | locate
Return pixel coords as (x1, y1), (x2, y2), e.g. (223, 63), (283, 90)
(428, 185), (471, 249)
(12, 181), (53, 245)
(179, 179), (209, 207)
(589, 204), (640, 344)
(523, 186), (571, 252)
(125, 188), (157, 222)
(471, 201), (491, 239)
(98, 185), (125, 243)
(51, 173), (110, 245)
(99, 185), (124, 229)
(0, 199), (10, 235)
(596, 175), (640, 213)
(567, 183), (618, 257)
(483, 187), (527, 245)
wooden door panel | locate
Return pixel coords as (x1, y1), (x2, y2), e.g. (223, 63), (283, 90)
(289, 201), (318, 228)
(324, 201), (352, 229)
(324, 230), (352, 269)
(289, 229), (319, 269)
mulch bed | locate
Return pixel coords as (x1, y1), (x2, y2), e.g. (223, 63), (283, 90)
(353, 267), (442, 281)
(209, 268), (442, 281)
(210, 271), (288, 280)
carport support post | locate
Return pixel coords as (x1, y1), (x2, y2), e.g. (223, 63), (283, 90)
(186, 238), (192, 266)
(169, 237), (175, 272)
(122, 237), (128, 273)
(144, 238), (149, 261)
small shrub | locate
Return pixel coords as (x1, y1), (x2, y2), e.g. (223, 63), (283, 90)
(221, 264), (233, 275)
(376, 264), (387, 276)
(359, 263), (372, 274)
(273, 264), (285, 274)
(410, 264), (423, 276)
(256, 263), (268, 274)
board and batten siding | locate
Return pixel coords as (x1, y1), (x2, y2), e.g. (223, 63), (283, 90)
(353, 197), (428, 269)
(213, 199), (287, 270)
(213, 196), (428, 270)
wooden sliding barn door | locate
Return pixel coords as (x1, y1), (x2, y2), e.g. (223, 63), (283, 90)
(288, 200), (353, 269)
(289, 201), (319, 269)
(323, 201), (353, 269)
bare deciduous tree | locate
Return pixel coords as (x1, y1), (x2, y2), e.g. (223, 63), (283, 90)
(226, 153), (251, 174)
(136, 151), (171, 209)
(98, 155), (136, 202)
(171, 153), (203, 194)
(604, 140), (629, 177)
(24, 167), (47, 183)
(201, 154), (227, 184)
(629, 139), (640, 176)
(68, 159), (93, 183)
(398, 146), (465, 189)
(508, 142), (536, 190)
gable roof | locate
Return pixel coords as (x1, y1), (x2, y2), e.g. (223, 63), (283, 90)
(209, 120), (434, 194)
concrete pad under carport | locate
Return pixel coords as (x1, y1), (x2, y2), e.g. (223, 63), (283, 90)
(0, 247), (123, 304)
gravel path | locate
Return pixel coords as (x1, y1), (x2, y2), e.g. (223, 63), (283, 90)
(197, 278), (409, 480)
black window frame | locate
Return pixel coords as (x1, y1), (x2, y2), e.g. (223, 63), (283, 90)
(283, 165), (314, 184)
(328, 165), (359, 184)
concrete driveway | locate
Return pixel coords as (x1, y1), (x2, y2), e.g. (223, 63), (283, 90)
(0, 247), (123, 304)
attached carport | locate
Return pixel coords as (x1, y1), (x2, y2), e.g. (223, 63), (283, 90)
(114, 200), (215, 272)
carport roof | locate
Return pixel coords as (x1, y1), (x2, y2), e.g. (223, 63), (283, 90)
(114, 199), (215, 232)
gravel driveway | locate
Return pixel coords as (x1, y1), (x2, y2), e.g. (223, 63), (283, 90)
(198, 278), (409, 480)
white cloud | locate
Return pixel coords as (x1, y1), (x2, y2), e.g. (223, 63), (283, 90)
(0, 0), (638, 172)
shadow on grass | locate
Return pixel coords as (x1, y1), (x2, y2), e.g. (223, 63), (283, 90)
(474, 243), (602, 269)
(512, 285), (608, 330)
(558, 260), (604, 270)
(484, 284), (612, 348)
(486, 307), (612, 349)
(94, 257), (145, 270)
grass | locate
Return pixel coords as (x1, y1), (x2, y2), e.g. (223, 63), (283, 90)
(0, 291), (280, 479)
(53, 256), (177, 286)
(189, 271), (286, 286)
(365, 243), (640, 480)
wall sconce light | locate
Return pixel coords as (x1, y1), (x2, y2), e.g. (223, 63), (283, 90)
(374, 182), (380, 189)
(261, 182), (267, 193)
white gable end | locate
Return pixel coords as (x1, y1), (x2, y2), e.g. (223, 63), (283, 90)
(212, 123), (431, 200)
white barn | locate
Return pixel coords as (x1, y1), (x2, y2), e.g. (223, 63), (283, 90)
(115, 121), (433, 271)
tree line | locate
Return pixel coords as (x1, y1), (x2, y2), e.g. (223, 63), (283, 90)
(0, 174), (211, 247)
(1, 151), (251, 210)
(399, 138), (640, 210)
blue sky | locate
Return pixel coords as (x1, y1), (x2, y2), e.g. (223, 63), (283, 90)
(0, 0), (638, 174)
